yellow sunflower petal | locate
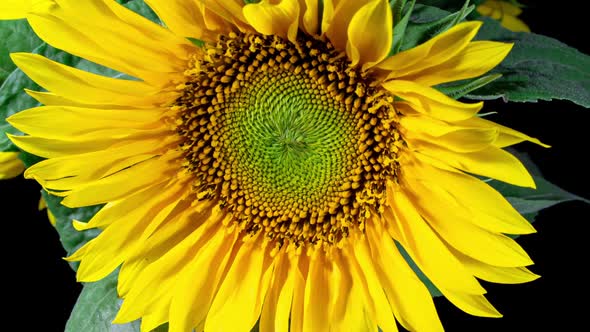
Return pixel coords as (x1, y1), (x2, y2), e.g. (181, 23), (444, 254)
(408, 160), (536, 235)
(0, 0), (38, 19)
(8, 105), (165, 141)
(386, 186), (486, 294)
(323, 0), (372, 52)
(406, 41), (513, 87)
(200, 0), (250, 31)
(205, 236), (274, 332)
(9, 134), (124, 159)
(115, 215), (227, 323)
(501, 15), (530, 32)
(298, 0), (319, 35)
(407, 180), (534, 267)
(349, 239), (399, 332)
(443, 291), (502, 318)
(26, 0), (193, 84)
(71, 180), (186, 281)
(302, 251), (331, 332)
(168, 229), (239, 332)
(60, 152), (180, 207)
(456, 116), (549, 148)
(453, 249), (540, 284)
(144, 0), (231, 41)
(260, 250), (295, 332)
(415, 142), (535, 188)
(367, 220), (444, 332)
(0, 152), (25, 179)
(377, 21), (482, 79)
(10, 53), (172, 106)
(383, 81), (483, 121)
(346, 0), (392, 68)
(288, 259), (307, 332)
(243, 0), (300, 43)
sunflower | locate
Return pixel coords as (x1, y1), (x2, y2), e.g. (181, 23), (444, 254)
(476, 0), (530, 32)
(0, 152), (25, 179)
(1, 0), (546, 331)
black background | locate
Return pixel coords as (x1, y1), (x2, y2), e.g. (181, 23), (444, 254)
(1, 1), (588, 331)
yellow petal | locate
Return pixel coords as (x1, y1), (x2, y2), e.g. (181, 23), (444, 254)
(60, 151), (180, 207)
(326, 252), (353, 331)
(168, 229), (239, 332)
(302, 251), (331, 332)
(403, 124), (499, 153)
(0, 152), (25, 179)
(407, 180), (534, 267)
(383, 81), (483, 121)
(10, 134), (122, 158)
(378, 21), (482, 79)
(10, 53), (173, 107)
(456, 116), (548, 148)
(71, 180), (184, 281)
(288, 257), (307, 332)
(501, 15), (530, 32)
(442, 291), (502, 318)
(405, 159), (536, 235)
(346, 0), (392, 68)
(367, 220), (444, 332)
(453, 249), (540, 284)
(415, 143), (535, 188)
(324, 0), (372, 52)
(8, 105), (165, 140)
(260, 250), (294, 332)
(200, 0), (250, 31)
(115, 217), (226, 323)
(26, 0), (192, 84)
(298, 0), (319, 35)
(348, 239), (399, 332)
(0, 0), (39, 19)
(386, 186), (486, 294)
(243, 0), (300, 43)
(205, 236), (274, 332)
(145, 0), (231, 41)
(406, 41), (513, 87)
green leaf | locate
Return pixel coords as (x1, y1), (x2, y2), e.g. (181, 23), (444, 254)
(124, 0), (160, 23)
(41, 191), (102, 267)
(390, 0), (416, 55)
(489, 175), (589, 224)
(467, 17), (590, 107)
(415, 0), (486, 11)
(65, 271), (141, 332)
(0, 20), (42, 85)
(401, 2), (474, 51)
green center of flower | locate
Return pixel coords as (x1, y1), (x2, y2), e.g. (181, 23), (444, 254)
(174, 32), (401, 250)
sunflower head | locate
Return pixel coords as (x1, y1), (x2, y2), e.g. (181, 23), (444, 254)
(2, 0), (545, 331)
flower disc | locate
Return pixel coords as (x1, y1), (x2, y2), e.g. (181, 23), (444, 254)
(175, 33), (401, 248)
